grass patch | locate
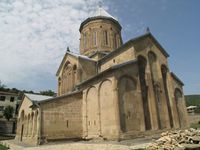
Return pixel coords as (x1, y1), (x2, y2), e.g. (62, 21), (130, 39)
(190, 122), (200, 129)
(0, 144), (8, 150)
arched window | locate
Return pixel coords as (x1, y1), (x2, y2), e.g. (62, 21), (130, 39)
(148, 51), (158, 81)
(20, 110), (25, 122)
(175, 88), (182, 100)
(58, 77), (61, 95)
(73, 64), (77, 70)
(83, 33), (87, 49)
(61, 62), (76, 94)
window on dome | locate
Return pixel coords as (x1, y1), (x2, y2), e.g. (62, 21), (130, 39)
(93, 31), (97, 46)
(83, 33), (87, 48)
(103, 30), (108, 45)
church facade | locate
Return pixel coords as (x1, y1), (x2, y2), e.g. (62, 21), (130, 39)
(15, 7), (188, 145)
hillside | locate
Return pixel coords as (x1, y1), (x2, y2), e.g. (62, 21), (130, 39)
(185, 95), (200, 106)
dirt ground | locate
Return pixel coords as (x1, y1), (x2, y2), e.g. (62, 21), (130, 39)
(1, 136), (159, 150)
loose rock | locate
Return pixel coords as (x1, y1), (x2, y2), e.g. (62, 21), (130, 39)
(146, 128), (200, 150)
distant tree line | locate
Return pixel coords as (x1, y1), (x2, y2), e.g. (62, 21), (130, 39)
(0, 80), (56, 99)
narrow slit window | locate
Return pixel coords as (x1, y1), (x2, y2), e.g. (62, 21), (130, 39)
(104, 30), (108, 45)
(83, 33), (87, 48)
(93, 31), (97, 46)
(113, 33), (117, 48)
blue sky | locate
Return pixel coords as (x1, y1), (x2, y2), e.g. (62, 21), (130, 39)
(0, 0), (199, 95)
(106, 0), (200, 95)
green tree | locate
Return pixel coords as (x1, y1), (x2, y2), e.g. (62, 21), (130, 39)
(3, 106), (14, 121)
(39, 90), (55, 96)
(0, 80), (6, 89)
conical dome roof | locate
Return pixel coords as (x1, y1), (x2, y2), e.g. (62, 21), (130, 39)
(79, 6), (121, 32)
(89, 7), (118, 21)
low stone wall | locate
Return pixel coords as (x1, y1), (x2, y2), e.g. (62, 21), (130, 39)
(0, 120), (15, 134)
(188, 114), (200, 124)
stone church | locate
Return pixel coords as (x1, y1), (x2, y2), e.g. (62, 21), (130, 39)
(15, 7), (188, 145)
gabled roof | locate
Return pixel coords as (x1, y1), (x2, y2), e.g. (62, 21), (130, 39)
(76, 59), (138, 89)
(98, 32), (169, 64)
(56, 51), (95, 76)
(89, 51), (109, 58)
(171, 72), (184, 86)
(38, 90), (82, 104)
(24, 93), (52, 102)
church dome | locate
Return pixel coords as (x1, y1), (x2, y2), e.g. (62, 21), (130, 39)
(79, 7), (123, 57)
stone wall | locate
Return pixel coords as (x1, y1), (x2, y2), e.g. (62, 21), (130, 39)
(41, 92), (83, 141)
(0, 120), (15, 134)
(99, 44), (135, 72)
(188, 114), (200, 124)
(81, 61), (146, 140)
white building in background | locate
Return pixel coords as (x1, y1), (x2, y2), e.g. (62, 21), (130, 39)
(187, 106), (198, 114)
(0, 91), (19, 118)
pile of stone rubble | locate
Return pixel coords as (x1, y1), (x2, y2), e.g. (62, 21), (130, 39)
(147, 128), (200, 150)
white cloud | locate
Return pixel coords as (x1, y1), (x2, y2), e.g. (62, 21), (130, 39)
(0, 0), (102, 91)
